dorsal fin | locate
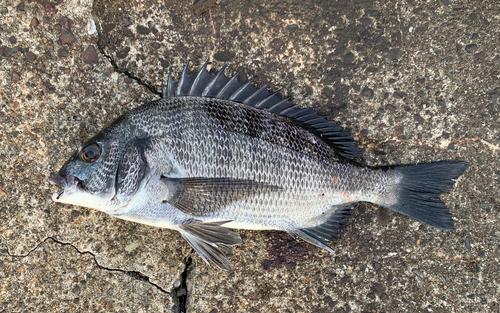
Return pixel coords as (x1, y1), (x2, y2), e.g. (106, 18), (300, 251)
(161, 61), (361, 159)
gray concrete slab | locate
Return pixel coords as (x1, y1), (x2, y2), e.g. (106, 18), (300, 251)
(1, 238), (170, 312)
(1, 0), (499, 312)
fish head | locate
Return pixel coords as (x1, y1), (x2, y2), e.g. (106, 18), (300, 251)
(50, 137), (124, 212)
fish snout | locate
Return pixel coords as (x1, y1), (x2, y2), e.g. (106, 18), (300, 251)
(49, 174), (79, 187)
(49, 174), (81, 202)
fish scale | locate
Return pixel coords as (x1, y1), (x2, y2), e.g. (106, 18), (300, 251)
(50, 61), (469, 271)
(166, 125), (336, 222)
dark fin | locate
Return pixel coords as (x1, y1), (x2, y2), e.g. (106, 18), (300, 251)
(163, 61), (361, 159)
(379, 160), (469, 230)
(291, 203), (357, 253)
(179, 220), (242, 272)
(177, 61), (197, 96)
(161, 177), (282, 215)
(161, 82), (167, 98)
(164, 67), (177, 98)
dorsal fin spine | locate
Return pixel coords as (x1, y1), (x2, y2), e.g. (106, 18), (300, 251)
(304, 117), (327, 125)
(189, 60), (210, 96)
(279, 104), (301, 115)
(313, 122), (336, 129)
(202, 65), (227, 97)
(297, 113), (321, 122)
(166, 68), (175, 97)
(243, 82), (270, 106)
(229, 77), (256, 101)
(254, 90), (281, 108)
(216, 68), (244, 99)
(176, 61), (190, 96)
(161, 82), (167, 98)
(267, 97), (292, 113)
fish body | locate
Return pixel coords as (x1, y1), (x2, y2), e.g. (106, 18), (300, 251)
(51, 62), (469, 270)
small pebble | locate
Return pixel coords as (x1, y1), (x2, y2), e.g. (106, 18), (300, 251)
(82, 45), (98, 64)
(30, 17), (39, 28)
(60, 33), (76, 44)
(57, 48), (69, 57)
(343, 51), (355, 63)
(361, 87), (374, 98)
(173, 279), (181, 289)
(62, 17), (71, 30)
(469, 12), (478, 21)
(11, 72), (20, 82)
(214, 50), (235, 62)
(136, 25), (150, 35)
(359, 17), (373, 27)
(25, 51), (36, 62)
(465, 44), (477, 53)
(87, 18), (96, 35)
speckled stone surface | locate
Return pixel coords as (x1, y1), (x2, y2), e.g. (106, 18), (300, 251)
(1, 0), (499, 312)
(1, 238), (170, 312)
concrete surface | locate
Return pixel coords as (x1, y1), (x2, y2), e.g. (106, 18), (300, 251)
(1, 0), (499, 312)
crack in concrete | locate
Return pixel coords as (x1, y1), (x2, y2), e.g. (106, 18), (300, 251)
(92, 16), (162, 98)
(2, 237), (170, 295)
(171, 256), (192, 313)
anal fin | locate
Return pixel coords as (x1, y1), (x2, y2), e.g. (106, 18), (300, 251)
(291, 203), (357, 253)
(179, 220), (242, 272)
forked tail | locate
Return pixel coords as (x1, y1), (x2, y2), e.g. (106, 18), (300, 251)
(378, 160), (469, 230)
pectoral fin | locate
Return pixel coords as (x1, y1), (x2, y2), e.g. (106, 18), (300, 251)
(179, 220), (242, 272)
(161, 177), (282, 215)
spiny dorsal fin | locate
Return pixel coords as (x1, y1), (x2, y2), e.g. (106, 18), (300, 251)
(161, 61), (361, 159)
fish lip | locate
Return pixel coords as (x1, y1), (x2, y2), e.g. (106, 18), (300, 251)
(49, 173), (80, 188)
(50, 174), (81, 202)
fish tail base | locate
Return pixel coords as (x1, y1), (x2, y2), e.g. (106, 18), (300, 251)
(379, 160), (469, 230)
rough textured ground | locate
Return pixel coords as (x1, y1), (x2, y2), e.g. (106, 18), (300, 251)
(1, 0), (499, 312)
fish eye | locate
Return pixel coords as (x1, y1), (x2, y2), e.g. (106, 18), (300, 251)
(80, 144), (101, 163)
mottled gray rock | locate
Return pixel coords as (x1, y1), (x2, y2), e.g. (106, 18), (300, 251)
(1, 239), (170, 312)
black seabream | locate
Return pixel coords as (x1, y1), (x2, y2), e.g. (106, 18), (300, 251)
(50, 61), (469, 271)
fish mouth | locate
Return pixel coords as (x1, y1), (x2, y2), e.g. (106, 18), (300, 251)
(49, 174), (81, 202)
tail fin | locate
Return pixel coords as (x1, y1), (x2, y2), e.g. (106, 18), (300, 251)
(379, 160), (469, 230)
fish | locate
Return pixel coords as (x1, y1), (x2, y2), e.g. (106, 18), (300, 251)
(50, 61), (469, 271)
